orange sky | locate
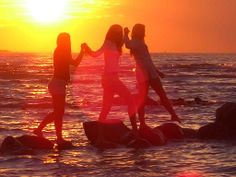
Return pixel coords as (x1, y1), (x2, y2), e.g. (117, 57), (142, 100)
(0, 0), (236, 53)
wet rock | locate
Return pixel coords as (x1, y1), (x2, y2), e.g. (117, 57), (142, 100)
(57, 140), (76, 150)
(197, 123), (228, 139)
(0, 135), (54, 155)
(0, 136), (23, 154)
(16, 135), (54, 149)
(83, 120), (167, 148)
(83, 119), (133, 146)
(182, 128), (198, 138)
(215, 102), (236, 136)
(196, 102), (236, 139)
(155, 122), (184, 139)
(127, 138), (151, 148)
(139, 125), (166, 146)
(0, 136), (35, 155)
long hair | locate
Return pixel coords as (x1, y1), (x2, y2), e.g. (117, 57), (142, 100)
(105, 24), (123, 54)
(55, 32), (72, 57)
(131, 24), (145, 42)
(130, 24), (145, 56)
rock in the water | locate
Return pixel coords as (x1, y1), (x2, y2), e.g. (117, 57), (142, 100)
(139, 126), (166, 146)
(57, 140), (75, 150)
(0, 136), (23, 154)
(155, 123), (184, 139)
(0, 136), (35, 155)
(83, 119), (133, 145)
(127, 138), (151, 148)
(196, 102), (236, 140)
(16, 135), (54, 149)
(182, 128), (198, 138)
(197, 123), (228, 139)
(215, 102), (236, 136)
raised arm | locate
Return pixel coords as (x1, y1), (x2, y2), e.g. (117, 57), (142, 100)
(123, 27), (132, 49)
(124, 27), (137, 49)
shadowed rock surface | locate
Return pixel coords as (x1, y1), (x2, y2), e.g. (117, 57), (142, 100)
(83, 120), (186, 148)
(0, 135), (54, 155)
(197, 102), (236, 139)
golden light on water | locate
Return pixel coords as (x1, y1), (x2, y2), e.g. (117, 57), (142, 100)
(176, 170), (204, 177)
(31, 88), (47, 95)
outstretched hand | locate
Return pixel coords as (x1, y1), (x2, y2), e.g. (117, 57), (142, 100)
(124, 27), (130, 35)
(81, 43), (91, 53)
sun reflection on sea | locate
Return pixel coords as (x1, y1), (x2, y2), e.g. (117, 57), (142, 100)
(176, 170), (204, 177)
(30, 88), (47, 96)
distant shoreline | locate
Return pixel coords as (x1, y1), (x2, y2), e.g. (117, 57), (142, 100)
(0, 50), (11, 53)
(0, 50), (235, 55)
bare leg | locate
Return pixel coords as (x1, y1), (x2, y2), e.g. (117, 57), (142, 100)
(98, 85), (114, 121)
(95, 82), (115, 146)
(137, 81), (149, 128)
(52, 94), (66, 141)
(114, 79), (138, 134)
(33, 112), (54, 137)
(150, 78), (181, 123)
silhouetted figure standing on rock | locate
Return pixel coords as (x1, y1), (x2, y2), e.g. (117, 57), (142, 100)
(124, 24), (181, 129)
(33, 32), (85, 148)
(84, 24), (139, 144)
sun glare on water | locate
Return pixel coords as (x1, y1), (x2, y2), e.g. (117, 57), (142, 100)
(26, 0), (67, 23)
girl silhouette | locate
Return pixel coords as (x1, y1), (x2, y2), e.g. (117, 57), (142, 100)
(84, 24), (138, 139)
(124, 24), (180, 129)
(33, 32), (85, 147)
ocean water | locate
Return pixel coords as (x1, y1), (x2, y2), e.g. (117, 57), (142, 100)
(0, 52), (236, 176)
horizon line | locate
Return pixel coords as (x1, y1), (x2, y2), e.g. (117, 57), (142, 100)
(1, 50), (236, 55)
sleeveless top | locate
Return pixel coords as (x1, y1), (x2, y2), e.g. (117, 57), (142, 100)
(53, 47), (72, 83)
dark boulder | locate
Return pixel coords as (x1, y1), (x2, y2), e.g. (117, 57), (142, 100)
(56, 140), (75, 150)
(215, 102), (236, 136)
(83, 120), (167, 148)
(155, 122), (184, 139)
(0, 136), (35, 155)
(16, 135), (54, 149)
(0, 135), (54, 155)
(83, 119), (133, 146)
(197, 123), (228, 139)
(196, 102), (236, 140)
(127, 138), (151, 148)
(1, 136), (24, 154)
(139, 125), (166, 146)
(182, 128), (198, 138)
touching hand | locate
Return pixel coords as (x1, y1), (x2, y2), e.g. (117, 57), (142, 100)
(124, 27), (130, 35)
(81, 43), (87, 51)
(81, 43), (90, 53)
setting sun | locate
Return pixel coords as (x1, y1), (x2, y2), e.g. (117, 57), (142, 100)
(26, 0), (66, 23)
